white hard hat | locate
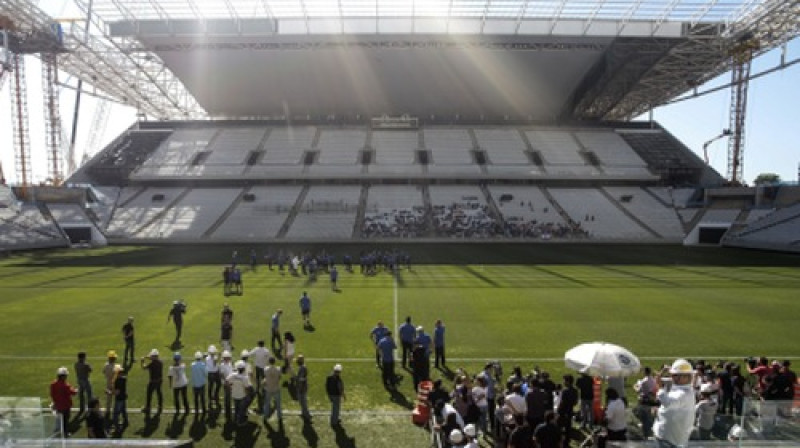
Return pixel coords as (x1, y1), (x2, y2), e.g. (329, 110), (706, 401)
(56, 367), (69, 376)
(207, 345), (218, 354)
(222, 350), (232, 358)
(149, 349), (160, 357)
(464, 424), (477, 437)
(333, 364), (343, 372)
(729, 424), (745, 441)
(669, 359), (693, 375)
(235, 360), (246, 370)
(240, 349), (249, 358)
(700, 383), (717, 394)
(194, 351), (203, 360)
(449, 429), (465, 444)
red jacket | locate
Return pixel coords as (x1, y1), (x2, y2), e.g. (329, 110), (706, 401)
(50, 379), (76, 412)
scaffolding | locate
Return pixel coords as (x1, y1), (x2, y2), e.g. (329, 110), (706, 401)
(9, 53), (31, 188)
(41, 52), (63, 185)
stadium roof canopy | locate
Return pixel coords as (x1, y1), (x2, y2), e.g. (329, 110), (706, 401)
(17, 0), (798, 121)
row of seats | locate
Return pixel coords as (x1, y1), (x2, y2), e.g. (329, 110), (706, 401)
(103, 185), (688, 241)
(124, 126), (653, 177)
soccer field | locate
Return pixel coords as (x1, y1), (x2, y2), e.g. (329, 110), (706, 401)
(1, 244), (799, 446)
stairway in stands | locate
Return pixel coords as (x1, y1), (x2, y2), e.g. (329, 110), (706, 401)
(202, 187), (251, 238)
(352, 185), (369, 238)
(132, 188), (193, 237)
(598, 187), (662, 239)
(276, 185), (310, 239)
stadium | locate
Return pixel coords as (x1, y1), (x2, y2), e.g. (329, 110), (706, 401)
(1, 0), (800, 447)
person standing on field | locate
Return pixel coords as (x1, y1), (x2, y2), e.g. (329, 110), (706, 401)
(326, 364), (345, 427)
(74, 352), (92, 414)
(299, 292), (312, 327)
(434, 319), (446, 369)
(50, 366), (77, 437)
(122, 317), (135, 367)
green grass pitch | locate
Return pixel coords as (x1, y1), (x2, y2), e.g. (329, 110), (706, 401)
(1, 244), (799, 447)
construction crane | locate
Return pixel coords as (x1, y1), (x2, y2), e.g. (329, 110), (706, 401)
(726, 34), (760, 185)
(703, 129), (732, 165)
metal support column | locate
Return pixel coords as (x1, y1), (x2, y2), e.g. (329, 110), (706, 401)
(10, 53), (31, 187)
(42, 52), (63, 185)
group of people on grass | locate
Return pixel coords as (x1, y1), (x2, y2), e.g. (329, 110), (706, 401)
(49, 289), (355, 439)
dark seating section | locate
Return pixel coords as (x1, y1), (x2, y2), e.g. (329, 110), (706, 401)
(88, 130), (172, 184)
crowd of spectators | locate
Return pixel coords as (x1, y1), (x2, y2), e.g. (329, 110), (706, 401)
(502, 218), (588, 239)
(433, 202), (501, 238)
(362, 206), (429, 238)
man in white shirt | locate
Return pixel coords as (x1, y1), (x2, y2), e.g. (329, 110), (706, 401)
(504, 383), (527, 419)
(206, 345), (220, 408)
(250, 340), (271, 412)
(226, 360), (252, 426)
(262, 357), (282, 423)
(219, 351), (234, 421)
(653, 359), (696, 448)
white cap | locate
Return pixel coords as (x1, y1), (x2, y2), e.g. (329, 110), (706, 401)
(700, 383), (717, 394)
(149, 349), (159, 357)
(729, 424), (745, 440)
(449, 429), (465, 444)
(56, 367), (69, 376)
(416, 325), (424, 332)
(240, 349), (249, 358)
(333, 364), (343, 372)
(207, 345), (218, 354)
(222, 350), (232, 358)
(173, 300), (179, 305)
(669, 359), (693, 375)
(194, 351), (203, 360)
(235, 360), (246, 370)
(464, 424), (477, 437)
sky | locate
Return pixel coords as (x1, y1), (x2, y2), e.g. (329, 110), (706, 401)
(0, 3), (798, 186)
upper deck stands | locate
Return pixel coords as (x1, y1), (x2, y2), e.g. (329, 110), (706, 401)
(104, 123), (674, 181)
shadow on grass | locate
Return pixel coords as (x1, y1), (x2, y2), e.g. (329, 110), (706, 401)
(234, 421), (262, 448)
(136, 412), (161, 437)
(189, 414), (207, 441)
(388, 387), (414, 410)
(302, 418), (319, 447)
(264, 420), (289, 448)
(334, 424), (356, 448)
(164, 413), (187, 438)
(205, 407), (221, 429)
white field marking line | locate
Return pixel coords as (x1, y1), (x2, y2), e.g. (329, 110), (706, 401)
(4, 355), (800, 362)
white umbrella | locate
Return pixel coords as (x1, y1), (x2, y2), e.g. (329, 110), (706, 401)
(564, 342), (641, 377)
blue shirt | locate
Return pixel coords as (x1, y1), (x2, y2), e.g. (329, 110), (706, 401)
(377, 336), (396, 361)
(299, 295), (311, 312)
(398, 323), (416, 344)
(271, 313), (280, 331)
(370, 326), (389, 344)
(330, 268), (338, 281)
(415, 332), (432, 356)
(191, 360), (207, 387)
(434, 325), (445, 347)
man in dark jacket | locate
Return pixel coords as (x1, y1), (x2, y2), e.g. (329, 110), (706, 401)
(326, 364), (345, 426)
